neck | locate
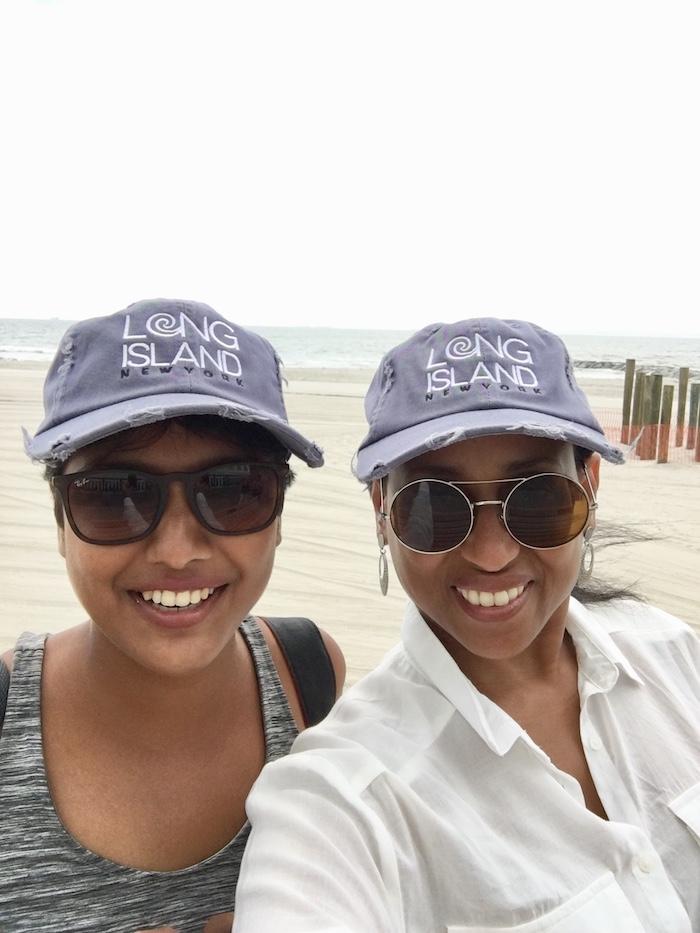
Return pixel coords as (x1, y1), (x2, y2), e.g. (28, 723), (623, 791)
(50, 622), (253, 745)
(429, 601), (577, 704)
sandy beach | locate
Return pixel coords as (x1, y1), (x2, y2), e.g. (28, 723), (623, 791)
(1, 362), (698, 685)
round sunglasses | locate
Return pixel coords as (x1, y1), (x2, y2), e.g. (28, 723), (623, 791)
(382, 469), (596, 554)
(52, 461), (289, 546)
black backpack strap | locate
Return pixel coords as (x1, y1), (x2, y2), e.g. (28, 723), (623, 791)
(0, 660), (10, 734)
(262, 617), (336, 728)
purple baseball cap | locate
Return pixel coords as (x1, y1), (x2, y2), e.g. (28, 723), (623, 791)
(353, 317), (623, 482)
(24, 298), (324, 467)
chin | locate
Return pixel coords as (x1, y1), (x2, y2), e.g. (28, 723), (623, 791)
(104, 625), (238, 679)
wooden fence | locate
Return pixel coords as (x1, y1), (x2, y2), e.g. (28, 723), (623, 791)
(618, 360), (699, 464)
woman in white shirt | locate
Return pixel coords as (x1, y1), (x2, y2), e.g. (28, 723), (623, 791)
(234, 317), (700, 932)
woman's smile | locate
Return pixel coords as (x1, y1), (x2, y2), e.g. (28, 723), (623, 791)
(453, 580), (529, 616)
(129, 583), (228, 630)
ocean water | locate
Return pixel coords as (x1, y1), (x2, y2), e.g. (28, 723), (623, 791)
(0, 318), (699, 378)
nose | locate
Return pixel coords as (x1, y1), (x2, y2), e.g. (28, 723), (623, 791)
(457, 500), (520, 571)
(143, 481), (213, 568)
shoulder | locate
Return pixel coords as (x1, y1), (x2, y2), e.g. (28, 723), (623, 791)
(580, 598), (698, 647)
(247, 727), (389, 827)
(287, 641), (451, 786)
(245, 647), (449, 839)
(318, 628), (346, 698)
(576, 598), (700, 693)
(0, 630), (52, 673)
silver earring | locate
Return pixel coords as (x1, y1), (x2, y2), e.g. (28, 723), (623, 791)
(579, 527), (595, 582)
(377, 531), (389, 596)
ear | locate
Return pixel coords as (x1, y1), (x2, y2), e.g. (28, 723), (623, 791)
(57, 522), (66, 558)
(275, 516), (282, 548)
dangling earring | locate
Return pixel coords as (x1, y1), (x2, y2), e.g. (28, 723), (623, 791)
(579, 527), (595, 582)
(377, 531), (389, 596)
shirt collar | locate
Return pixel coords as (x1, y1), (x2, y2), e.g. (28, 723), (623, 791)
(401, 602), (524, 756)
(566, 597), (644, 691)
(401, 598), (644, 757)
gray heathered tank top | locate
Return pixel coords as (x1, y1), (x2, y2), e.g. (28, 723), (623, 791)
(0, 619), (298, 933)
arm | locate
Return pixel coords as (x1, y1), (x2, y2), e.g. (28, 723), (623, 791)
(319, 627), (346, 700)
(233, 756), (403, 933)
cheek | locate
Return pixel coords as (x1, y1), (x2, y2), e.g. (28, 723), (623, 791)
(62, 529), (131, 594)
(225, 524), (279, 579)
(539, 539), (582, 591)
(388, 541), (443, 603)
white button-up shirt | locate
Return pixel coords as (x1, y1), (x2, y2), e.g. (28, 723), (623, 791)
(234, 599), (700, 932)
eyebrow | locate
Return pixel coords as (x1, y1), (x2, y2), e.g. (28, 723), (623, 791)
(406, 457), (561, 482)
(68, 456), (255, 475)
(505, 457), (561, 473)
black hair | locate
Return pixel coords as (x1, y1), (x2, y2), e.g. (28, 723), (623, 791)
(571, 446), (645, 605)
(44, 414), (295, 528)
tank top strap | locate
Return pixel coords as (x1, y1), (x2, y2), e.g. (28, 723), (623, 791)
(3, 631), (48, 724)
(240, 617), (298, 762)
(0, 631), (52, 805)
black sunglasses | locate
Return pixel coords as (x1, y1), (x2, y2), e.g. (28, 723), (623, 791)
(383, 470), (596, 554)
(52, 461), (289, 546)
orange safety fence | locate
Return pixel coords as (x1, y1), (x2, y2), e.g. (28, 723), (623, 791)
(595, 409), (698, 464)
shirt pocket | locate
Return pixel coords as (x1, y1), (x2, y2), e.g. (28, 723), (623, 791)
(668, 781), (700, 845)
(446, 871), (645, 932)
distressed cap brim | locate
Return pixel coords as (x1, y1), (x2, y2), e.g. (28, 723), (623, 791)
(24, 391), (324, 467)
(353, 407), (624, 482)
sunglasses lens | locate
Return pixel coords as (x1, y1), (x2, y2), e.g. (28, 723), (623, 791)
(390, 481), (472, 553)
(505, 474), (589, 548)
(192, 464), (281, 534)
(67, 472), (158, 543)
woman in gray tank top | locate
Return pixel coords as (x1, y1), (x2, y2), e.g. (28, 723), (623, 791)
(0, 300), (344, 933)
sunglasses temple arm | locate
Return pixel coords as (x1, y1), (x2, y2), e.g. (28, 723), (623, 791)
(379, 478), (387, 519)
(583, 462), (598, 510)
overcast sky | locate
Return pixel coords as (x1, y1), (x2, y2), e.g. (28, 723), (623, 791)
(1, 1), (698, 336)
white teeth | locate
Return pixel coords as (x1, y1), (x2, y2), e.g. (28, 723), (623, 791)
(458, 584), (525, 608)
(139, 587), (215, 608)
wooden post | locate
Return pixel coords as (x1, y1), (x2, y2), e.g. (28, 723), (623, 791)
(639, 375), (655, 460)
(676, 367), (689, 446)
(647, 374), (663, 459)
(657, 385), (674, 463)
(695, 399), (700, 463)
(620, 358), (635, 444)
(688, 384), (700, 450)
(630, 371), (646, 455)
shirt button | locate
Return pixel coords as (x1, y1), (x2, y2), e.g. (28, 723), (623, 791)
(635, 853), (654, 874)
(586, 733), (603, 751)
